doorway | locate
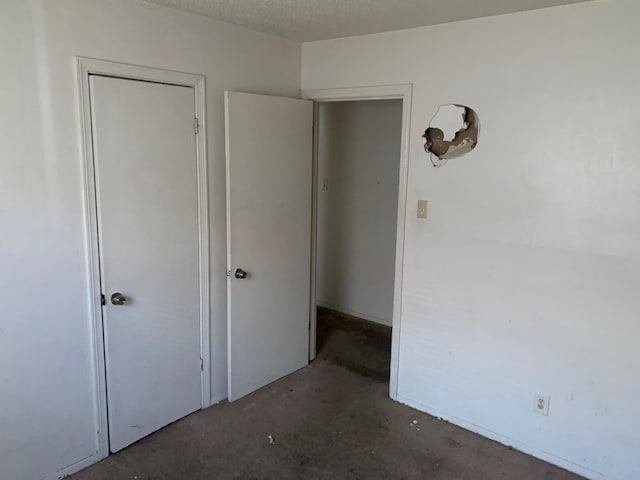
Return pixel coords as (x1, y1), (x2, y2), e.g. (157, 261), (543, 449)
(313, 99), (402, 383)
(77, 58), (210, 459)
(305, 85), (412, 398)
(224, 86), (410, 403)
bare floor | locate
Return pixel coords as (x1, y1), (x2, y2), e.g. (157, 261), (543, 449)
(70, 308), (584, 480)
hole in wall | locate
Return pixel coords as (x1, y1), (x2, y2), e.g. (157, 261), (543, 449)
(422, 104), (480, 168)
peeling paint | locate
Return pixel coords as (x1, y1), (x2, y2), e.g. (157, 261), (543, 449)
(423, 104), (480, 167)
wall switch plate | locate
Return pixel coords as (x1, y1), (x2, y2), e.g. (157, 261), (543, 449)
(534, 394), (550, 416)
(417, 200), (428, 219)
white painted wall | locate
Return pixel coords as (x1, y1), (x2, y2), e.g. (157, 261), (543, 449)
(303, 1), (640, 479)
(0, 1), (300, 478)
(316, 100), (402, 326)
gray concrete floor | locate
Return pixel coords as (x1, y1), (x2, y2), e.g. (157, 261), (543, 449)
(69, 309), (584, 480)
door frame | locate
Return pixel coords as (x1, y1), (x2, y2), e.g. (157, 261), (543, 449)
(302, 84), (412, 400)
(76, 57), (210, 460)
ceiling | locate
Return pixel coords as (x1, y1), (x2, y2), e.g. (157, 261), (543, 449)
(143, 0), (591, 42)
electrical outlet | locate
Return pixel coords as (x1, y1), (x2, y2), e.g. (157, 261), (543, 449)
(417, 200), (428, 219)
(534, 394), (550, 416)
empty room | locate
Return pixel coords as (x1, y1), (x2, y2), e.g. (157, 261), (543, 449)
(1, 1), (638, 480)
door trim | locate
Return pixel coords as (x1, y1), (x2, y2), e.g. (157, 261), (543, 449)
(302, 84), (413, 401)
(76, 57), (210, 460)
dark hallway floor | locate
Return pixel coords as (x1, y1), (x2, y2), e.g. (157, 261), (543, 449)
(69, 308), (584, 480)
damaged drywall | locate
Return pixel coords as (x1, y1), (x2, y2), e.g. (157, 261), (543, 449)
(423, 104), (480, 167)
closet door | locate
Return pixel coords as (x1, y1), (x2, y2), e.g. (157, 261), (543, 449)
(90, 75), (202, 452)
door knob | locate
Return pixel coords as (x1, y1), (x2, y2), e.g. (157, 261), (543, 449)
(234, 268), (248, 279)
(110, 292), (127, 305)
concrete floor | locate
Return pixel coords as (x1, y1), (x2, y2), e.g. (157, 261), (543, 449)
(69, 308), (584, 480)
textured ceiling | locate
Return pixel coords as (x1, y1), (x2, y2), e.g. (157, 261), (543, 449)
(142, 0), (591, 41)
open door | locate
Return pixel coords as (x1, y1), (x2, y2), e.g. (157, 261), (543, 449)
(225, 92), (313, 401)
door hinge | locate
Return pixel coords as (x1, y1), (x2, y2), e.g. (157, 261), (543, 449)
(200, 357), (203, 371)
(100, 294), (106, 306)
(194, 117), (199, 135)
(226, 269), (231, 278)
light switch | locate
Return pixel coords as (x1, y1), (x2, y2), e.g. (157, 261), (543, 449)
(417, 200), (428, 219)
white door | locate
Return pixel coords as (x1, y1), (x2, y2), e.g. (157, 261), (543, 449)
(225, 92), (313, 401)
(90, 75), (202, 452)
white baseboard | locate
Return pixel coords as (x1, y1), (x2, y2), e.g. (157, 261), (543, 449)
(317, 301), (392, 327)
(52, 393), (227, 479)
(209, 392), (227, 406)
(53, 452), (101, 479)
(395, 394), (607, 480)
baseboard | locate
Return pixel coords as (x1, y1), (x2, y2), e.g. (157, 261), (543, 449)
(395, 394), (607, 480)
(53, 452), (101, 479)
(316, 301), (392, 327)
(51, 391), (226, 479)
(53, 393), (226, 480)
(209, 392), (227, 406)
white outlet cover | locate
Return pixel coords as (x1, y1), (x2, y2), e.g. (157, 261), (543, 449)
(534, 393), (550, 416)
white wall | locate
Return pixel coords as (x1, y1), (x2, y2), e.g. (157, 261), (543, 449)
(303, 1), (640, 479)
(0, 1), (300, 478)
(316, 100), (402, 326)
